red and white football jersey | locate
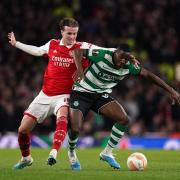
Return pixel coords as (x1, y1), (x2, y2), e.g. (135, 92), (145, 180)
(40, 39), (90, 96)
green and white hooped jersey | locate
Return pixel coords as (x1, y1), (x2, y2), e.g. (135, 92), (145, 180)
(73, 48), (141, 93)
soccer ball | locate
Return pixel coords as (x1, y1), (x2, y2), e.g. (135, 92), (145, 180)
(127, 152), (147, 171)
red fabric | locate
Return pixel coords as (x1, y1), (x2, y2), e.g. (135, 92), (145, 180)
(42, 40), (84, 96)
(23, 112), (37, 121)
(52, 116), (68, 151)
(18, 133), (30, 157)
(82, 56), (90, 69)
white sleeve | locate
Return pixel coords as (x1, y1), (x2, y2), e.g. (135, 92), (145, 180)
(80, 42), (116, 51)
(80, 42), (100, 49)
(15, 41), (50, 56)
(39, 41), (50, 53)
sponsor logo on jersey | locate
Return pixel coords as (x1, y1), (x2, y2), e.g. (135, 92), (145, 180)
(52, 55), (74, 67)
(98, 72), (123, 81)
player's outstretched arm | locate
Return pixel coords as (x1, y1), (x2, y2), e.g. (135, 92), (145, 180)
(140, 67), (180, 105)
(7, 31), (45, 56)
(72, 48), (85, 82)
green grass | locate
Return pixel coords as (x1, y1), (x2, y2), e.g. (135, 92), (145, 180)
(0, 148), (180, 180)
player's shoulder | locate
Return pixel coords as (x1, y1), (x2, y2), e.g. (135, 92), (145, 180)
(74, 41), (93, 49)
(48, 39), (60, 48)
(49, 39), (60, 44)
(75, 41), (82, 45)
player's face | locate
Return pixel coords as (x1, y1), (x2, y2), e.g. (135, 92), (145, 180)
(61, 26), (79, 46)
(113, 51), (127, 68)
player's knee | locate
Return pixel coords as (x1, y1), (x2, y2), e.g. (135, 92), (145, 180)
(18, 115), (37, 134)
(118, 115), (129, 125)
(70, 119), (81, 132)
(70, 124), (80, 133)
(18, 126), (29, 134)
(70, 117), (82, 132)
(18, 120), (31, 134)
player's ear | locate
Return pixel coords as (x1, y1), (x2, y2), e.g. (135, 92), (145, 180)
(61, 30), (64, 36)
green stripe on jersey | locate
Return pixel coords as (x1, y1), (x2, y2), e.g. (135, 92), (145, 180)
(84, 75), (101, 89)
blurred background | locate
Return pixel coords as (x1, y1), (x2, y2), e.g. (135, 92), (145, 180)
(0, 0), (180, 149)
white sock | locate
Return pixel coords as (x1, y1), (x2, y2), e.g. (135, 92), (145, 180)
(103, 144), (113, 154)
(49, 149), (57, 159)
(22, 155), (31, 161)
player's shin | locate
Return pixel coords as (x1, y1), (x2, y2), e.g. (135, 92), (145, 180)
(68, 130), (81, 170)
(104, 122), (127, 154)
(18, 132), (31, 157)
(48, 116), (67, 165)
(68, 130), (79, 151)
(99, 122), (127, 169)
(52, 116), (68, 152)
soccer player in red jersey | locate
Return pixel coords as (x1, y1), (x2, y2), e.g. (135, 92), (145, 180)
(8, 18), (90, 169)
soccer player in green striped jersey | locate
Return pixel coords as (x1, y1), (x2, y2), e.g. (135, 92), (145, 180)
(67, 47), (180, 170)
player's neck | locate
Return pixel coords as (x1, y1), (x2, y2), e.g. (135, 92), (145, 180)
(61, 39), (75, 47)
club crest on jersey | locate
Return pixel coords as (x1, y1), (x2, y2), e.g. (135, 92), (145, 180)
(69, 50), (74, 57)
(53, 50), (58, 54)
(73, 101), (79, 107)
(92, 50), (99, 56)
(102, 93), (109, 98)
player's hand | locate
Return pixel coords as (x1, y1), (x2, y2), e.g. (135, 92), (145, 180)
(169, 90), (180, 105)
(121, 52), (140, 66)
(72, 68), (84, 83)
(8, 32), (17, 46)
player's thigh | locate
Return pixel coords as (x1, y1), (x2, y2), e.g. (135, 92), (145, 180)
(69, 91), (93, 130)
(70, 91), (93, 120)
(69, 108), (83, 132)
(25, 91), (52, 123)
(53, 94), (70, 118)
(99, 100), (128, 123)
(25, 103), (51, 123)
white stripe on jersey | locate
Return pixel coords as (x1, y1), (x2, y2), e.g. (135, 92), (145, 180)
(85, 71), (117, 89)
(79, 80), (99, 91)
(74, 82), (113, 93)
(97, 61), (129, 76)
(104, 54), (113, 62)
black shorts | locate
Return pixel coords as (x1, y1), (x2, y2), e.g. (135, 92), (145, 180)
(70, 90), (114, 118)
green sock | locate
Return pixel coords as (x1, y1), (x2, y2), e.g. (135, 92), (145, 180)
(107, 122), (128, 149)
(68, 131), (79, 151)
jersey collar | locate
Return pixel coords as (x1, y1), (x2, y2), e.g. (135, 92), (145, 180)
(60, 40), (75, 49)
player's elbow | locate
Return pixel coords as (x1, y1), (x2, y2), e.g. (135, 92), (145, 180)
(34, 49), (44, 56)
(140, 68), (151, 78)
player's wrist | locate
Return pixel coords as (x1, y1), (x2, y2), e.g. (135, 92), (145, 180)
(13, 41), (18, 47)
(76, 66), (84, 71)
(14, 41), (21, 48)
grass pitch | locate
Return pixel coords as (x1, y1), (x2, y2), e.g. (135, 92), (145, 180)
(0, 148), (179, 180)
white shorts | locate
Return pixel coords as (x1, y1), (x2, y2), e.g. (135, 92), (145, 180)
(24, 91), (70, 123)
